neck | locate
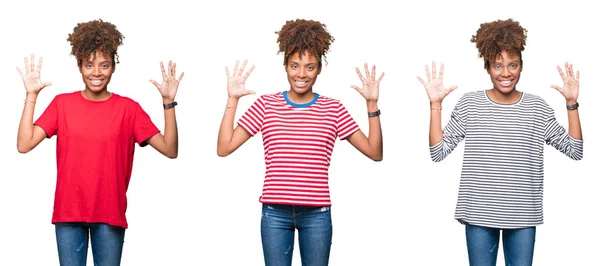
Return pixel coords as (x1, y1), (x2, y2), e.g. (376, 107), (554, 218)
(487, 88), (522, 104)
(286, 89), (315, 104)
(82, 88), (112, 101)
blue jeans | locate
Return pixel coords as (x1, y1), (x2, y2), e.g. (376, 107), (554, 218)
(55, 222), (126, 266)
(261, 204), (333, 266)
(465, 223), (536, 266)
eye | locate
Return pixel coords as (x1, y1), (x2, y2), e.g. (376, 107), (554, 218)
(493, 64), (502, 70)
(509, 63), (518, 70)
(290, 64), (297, 69)
(307, 66), (314, 71)
(102, 65), (109, 69)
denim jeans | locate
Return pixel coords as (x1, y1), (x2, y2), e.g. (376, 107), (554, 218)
(465, 223), (536, 266)
(261, 204), (333, 266)
(55, 222), (126, 266)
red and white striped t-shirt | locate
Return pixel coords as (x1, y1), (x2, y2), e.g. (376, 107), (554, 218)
(238, 91), (360, 206)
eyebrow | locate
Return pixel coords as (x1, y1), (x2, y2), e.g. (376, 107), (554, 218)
(493, 60), (520, 64)
(84, 61), (112, 64)
(290, 61), (318, 66)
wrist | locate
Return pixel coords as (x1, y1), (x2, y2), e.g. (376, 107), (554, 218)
(430, 101), (442, 108)
(162, 97), (175, 104)
(227, 97), (239, 105)
(566, 99), (578, 106)
(366, 100), (378, 112)
(25, 93), (39, 101)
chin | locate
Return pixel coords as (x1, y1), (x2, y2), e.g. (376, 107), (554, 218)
(291, 87), (311, 94)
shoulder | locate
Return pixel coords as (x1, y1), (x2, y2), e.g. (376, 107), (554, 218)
(51, 91), (80, 101)
(315, 94), (342, 106)
(521, 92), (553, 112)
(257, 92), (284, 103)
(521, 92), (548, 105)
(111, 93), (143, 107)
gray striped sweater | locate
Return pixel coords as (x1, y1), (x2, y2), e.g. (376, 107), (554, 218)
(430, 90), (583, 229)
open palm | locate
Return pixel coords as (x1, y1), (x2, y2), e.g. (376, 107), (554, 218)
(225, 59), (255, 99)
(150, 60), (184, 101)
(417, 61), (457, 103)
(352, 63), (384, 101)
(17, 54), (52, 94)
(551, 62), (579, 102)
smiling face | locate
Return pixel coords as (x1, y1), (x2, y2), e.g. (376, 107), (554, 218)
(285, 51), (321, 96)
(487, 50), (522, 94)
(79, 51), (114, 94)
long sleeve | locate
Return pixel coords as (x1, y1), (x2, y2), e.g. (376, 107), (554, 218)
(544, 108), (583, 160)
(430, 99), (466, 162)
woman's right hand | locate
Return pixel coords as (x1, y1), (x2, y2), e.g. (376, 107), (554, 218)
(17, 54), (52, 95)
(417, 61), (456, 104)
(225, 59), (256, 99)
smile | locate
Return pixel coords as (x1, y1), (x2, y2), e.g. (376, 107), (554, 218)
(89, 79), (104, 85)
(499, 80), (513, 86)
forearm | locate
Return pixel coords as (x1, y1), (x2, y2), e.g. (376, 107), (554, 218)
(17, 93), (38, 152)
(429, 101), (443, 146)
(366, 100), (383, 160)
(566, 100), (582, 140)
(217, 97), (239, 156)
(161, 98), (178, 157)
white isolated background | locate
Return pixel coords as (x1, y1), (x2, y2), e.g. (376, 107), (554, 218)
(0, 0), (598, 265)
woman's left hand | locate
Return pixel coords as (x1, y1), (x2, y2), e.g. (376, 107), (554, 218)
(551, 62), (579, 104)
(150, 60), (184, 101)
(352, 63), (384, 102)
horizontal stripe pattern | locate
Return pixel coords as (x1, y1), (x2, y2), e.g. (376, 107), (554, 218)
(238, 92), (359, 206)
(431, 90), (583, 228)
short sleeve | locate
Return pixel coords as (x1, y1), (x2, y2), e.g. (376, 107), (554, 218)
(237, 97), (266, 136)
(336, 101), (360, 140)
(34, 96), (59, 138)
(133, 102), (160, 146)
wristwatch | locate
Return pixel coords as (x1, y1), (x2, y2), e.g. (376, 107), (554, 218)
(163, 101), (178, 109)
(566, 102), (579, 110)
(368, 109), (381, 117)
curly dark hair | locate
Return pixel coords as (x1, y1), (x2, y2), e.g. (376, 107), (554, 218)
(276, 19), (334, 68)
(470, 18), (527, 69)
(67, 19), (124, 67)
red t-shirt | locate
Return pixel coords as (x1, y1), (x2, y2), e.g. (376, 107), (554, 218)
(35, 92), (160, 228)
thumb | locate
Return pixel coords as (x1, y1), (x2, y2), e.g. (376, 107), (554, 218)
(149, 80), (160, 89)
(245, 90), (256, 95)
(550, 85), (561, 92)
(43, 82), (52, 88)
(350, 85), (361, 93)
(447, 85), (458, 94)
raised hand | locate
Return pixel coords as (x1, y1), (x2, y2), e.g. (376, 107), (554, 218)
(150, 60), (184, 101)
(16, 54), (52, 95)
(551, 62), (579, 103)
(225, 59), (256, 99)
(417, 61), (457, 104)
(351, 63), (384, 102)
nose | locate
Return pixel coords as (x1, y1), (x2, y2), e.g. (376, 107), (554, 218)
(501, 65), (511, 77)
(298, 67), (307, 78)
(92, 66), (101, 76)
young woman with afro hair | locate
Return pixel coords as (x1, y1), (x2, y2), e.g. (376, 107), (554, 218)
(418, 18), (583, 265)
(16, 19), (184, 265)
(217, 19), (384, 265)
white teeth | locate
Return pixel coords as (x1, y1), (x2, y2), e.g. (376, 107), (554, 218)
(90, 79), (103, 85)
(500, 80), (512, 86)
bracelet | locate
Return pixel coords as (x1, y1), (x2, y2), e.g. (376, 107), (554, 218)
(24, 100), (36, 104)
(226, 106), (237, 109)
(163, 101), (178, 109)
(367, 110), (381, 117)
(431, 107), (442, 112)
(566, 102), (579, 110)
